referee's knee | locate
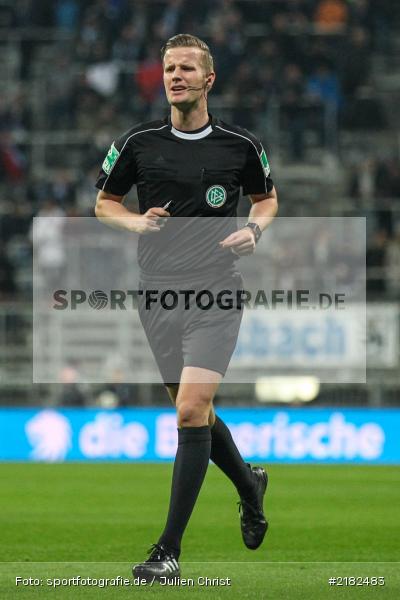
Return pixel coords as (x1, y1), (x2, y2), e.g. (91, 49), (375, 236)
(177, 400), (210, 427)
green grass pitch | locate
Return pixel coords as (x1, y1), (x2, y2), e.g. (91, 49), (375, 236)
(0, 464), (399, 599)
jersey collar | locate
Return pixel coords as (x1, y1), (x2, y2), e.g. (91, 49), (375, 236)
(168, 114), (214, 140)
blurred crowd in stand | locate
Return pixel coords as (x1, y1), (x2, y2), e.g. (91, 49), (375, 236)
(0, 0), (399, 303)
(349, 156), (400, 297)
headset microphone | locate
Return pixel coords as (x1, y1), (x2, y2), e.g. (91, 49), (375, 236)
(186, 78), (211, 92)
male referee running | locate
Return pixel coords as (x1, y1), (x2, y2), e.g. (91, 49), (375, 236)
(95, 34), (278, 581)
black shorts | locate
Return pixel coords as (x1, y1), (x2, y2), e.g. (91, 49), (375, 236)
(138, 270), (244, 384)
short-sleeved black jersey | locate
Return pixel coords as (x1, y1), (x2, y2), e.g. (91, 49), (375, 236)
(95, 114), (274, 275)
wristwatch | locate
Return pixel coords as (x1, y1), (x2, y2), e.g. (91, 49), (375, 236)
(244, 222), (262, 244)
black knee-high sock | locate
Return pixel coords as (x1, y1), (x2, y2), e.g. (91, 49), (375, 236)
(158, 426), (211, 557)
(210, 415), (255, 500)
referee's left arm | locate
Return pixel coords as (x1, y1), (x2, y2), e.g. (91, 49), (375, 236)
(219, 187), (278, 255)
(248, 186), (278, 231)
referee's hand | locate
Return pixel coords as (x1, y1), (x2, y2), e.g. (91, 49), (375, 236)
(219, 228), (256, 256)
(134, 207), (170, 234)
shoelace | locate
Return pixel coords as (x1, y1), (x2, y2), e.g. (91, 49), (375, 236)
(147, 543), (178, 563)
(147, 543), (164, 561)
(238, 499), (263, 528)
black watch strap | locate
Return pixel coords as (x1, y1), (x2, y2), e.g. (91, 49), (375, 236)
(244, 222), (262, 244)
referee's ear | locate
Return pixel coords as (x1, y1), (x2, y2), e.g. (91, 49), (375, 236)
(205, 72), (215, 92)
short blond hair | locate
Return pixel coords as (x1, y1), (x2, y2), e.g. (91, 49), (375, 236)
(161, 34), (214, 73)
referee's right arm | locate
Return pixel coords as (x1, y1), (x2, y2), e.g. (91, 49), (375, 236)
(95, 190), (169, 234)
(95, 129), (170, 234)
